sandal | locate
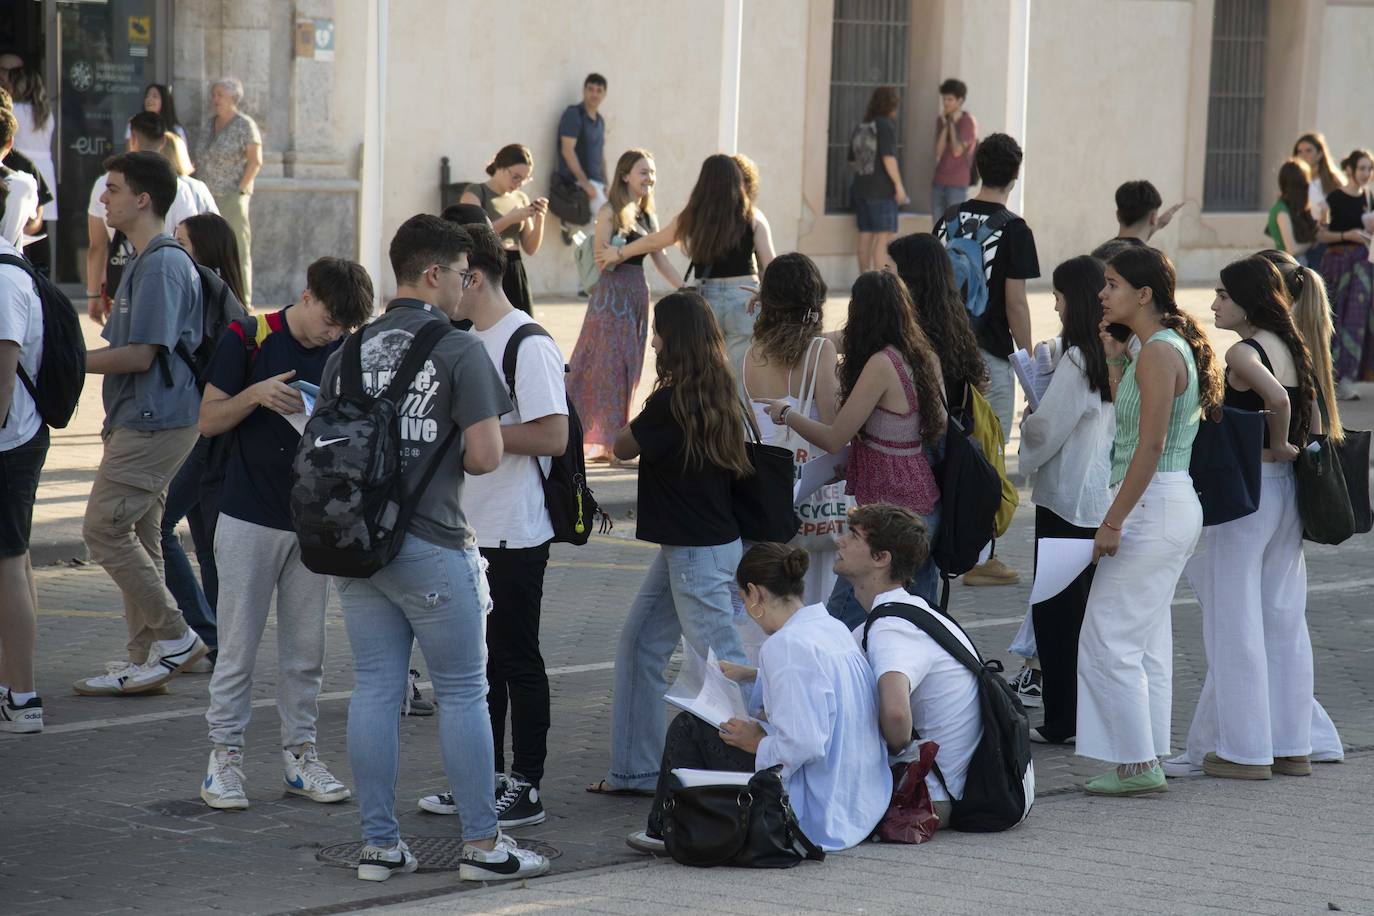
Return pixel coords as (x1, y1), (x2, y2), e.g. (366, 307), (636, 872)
(586, 779), (654, 798)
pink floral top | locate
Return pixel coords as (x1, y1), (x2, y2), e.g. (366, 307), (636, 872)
(846, 347), (939, 515)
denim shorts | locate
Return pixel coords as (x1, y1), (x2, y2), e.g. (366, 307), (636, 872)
(0, 427), (49, 557)
(854, 196), (899, 233)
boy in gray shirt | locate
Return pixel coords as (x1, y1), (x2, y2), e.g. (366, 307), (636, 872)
(75, 151), (210, 697)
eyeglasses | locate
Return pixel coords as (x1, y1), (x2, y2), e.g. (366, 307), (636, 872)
(431, 264), (477, 288)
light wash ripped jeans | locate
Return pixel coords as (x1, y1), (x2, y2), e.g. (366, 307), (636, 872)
(608, 540), (747, 790)
(337, 534), (497, 845)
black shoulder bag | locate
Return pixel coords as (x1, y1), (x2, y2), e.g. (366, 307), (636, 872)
(662, 765), (826, 869)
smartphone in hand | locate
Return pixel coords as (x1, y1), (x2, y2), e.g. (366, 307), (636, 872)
(288, 379), (320, 398)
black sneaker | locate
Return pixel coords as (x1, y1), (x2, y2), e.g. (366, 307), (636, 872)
(1014, 668), (1043, 708)
(0, 691), (43, 734)
(496, 775), (546, 828)
(402, 669), (434, 717)
(419, 774), (509, 814)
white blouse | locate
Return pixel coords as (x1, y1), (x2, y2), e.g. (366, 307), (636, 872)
(1018, 345), (1115, 528)
(753, 603), (890, 851)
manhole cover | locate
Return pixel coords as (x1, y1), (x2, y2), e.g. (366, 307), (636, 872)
(317, 836), (561, 871)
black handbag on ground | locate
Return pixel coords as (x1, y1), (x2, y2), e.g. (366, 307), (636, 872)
(1189, 405), (1264, 527)
(731, 407), (800, 542)
(661, 766), (826, 869)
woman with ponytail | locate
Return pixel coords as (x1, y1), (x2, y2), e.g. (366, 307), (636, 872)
(1075, 246), (1216, 797)
(1164, 256), (1343, 781)
(459, 144), (547, 314)
(1258, 249), (1345, 443)
(626, 542), (889, 855)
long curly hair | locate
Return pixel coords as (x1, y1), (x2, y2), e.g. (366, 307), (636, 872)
(1220, 256), (1317, 444)
(676, 154), (751, 267)
(887, 233), (988, 392)
(840, 271), (945, 444)
(752, 253), (826, 368)
(1053, 256), (1111, 401)
(1257, 248), (1343, 442)
(651, 290), (752, 477)
(1107, 246), (1224, 418)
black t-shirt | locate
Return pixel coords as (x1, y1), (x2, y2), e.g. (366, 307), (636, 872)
(206, 307), (342, 531)
(1325, 188), (1372, 233)
(853, 117), (898, 200)
(630, 387), (739, 546)
(2, 151), (52, 207)
(934, 199), (1040, 358)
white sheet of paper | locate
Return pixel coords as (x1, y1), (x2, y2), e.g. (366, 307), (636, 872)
(794, 444), (850, 505)
(1009, 349), (1048, 411)
(1029, 537), (1096, 604)
(664, 645), (749, 729)
(284, 392), (317, 437)
(671, 768), (753, 788)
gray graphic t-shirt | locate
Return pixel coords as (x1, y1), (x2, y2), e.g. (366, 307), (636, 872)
(101, 235), (204, 431)
(318, 301), (512, 551)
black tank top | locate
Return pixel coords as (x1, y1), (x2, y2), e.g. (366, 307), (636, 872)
(690, 218), (756, 278)
(1223, 338), (1302, 447)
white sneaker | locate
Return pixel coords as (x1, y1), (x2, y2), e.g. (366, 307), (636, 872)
(73, 632), (208, 696)
(183, 656), (215, 674)
(357, 839), (418, 882)
(0, 691), (43, 734)
(201, 747), (250, 810)
(626, 830), (666, 855)
(284, 744), (351, 803)
(1161, 755), (1204, 778)
(458, 830), (551, 882)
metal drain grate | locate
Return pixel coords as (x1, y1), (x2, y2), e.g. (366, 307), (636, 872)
(317, 836), (561, 872)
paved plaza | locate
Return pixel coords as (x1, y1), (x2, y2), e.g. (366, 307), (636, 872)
(2, 293), (1371, 915)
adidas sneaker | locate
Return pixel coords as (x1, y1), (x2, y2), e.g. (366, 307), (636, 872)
(0, 691), (43, 734)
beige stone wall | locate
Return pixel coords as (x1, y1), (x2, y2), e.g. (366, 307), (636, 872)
(1314, 2), (1374, 163)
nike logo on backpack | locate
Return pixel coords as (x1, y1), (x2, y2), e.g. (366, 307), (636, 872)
(314, 436), (350, 447)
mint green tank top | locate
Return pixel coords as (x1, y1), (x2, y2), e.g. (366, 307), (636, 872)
(1109, 329), (1201, 486)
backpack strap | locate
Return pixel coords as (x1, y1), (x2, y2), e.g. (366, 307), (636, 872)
(501, 321), (554, 399)
(861, 601), (991, 679)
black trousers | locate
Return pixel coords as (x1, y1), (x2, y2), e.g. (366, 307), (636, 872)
(1029, 506), (1097, 742)
(647, 713), (757, 837)
(482, 541), (551, 785)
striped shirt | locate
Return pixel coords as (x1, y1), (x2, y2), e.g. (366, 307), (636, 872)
(1109, 329), (1200, 486)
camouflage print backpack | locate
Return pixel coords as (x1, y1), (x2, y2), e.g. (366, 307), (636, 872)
(289, 318), (456, 578)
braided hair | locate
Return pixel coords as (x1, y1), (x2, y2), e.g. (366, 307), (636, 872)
(1108, 246), (1224, 417)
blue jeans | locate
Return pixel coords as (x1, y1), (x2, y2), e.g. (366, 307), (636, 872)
(826, 503), (942, 629)
(161, 437), (217, 651)
(608, 541), (746, 790)
(698, 278), (757, 374)
(931, 183), (970, 222)
(337, 535), (497, 845)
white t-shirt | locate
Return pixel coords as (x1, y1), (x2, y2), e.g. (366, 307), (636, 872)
(88, 173), (219, 240)
(0, 237), (45, 451)
(1, 169), (40, 246)
(855, 587), (983, 801)
(461, 309), (568, 548)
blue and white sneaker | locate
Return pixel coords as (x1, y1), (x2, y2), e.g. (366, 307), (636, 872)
(357, 839), (418, 882)
(201, 747), (249, 810)
(73, 632), (208, 696)
(284, 744), (351, 803)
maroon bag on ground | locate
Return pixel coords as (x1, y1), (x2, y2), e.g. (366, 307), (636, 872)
(876, 741), (941, 844)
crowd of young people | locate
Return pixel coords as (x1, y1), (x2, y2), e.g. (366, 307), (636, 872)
(0, 76), (1360, 885)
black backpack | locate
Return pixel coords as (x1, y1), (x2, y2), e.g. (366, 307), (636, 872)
(290, 318), (456, 578)
(0, 253), (87, 429)
(863, 601), (1034, 832)
(502, 322), (610, 544)
(132, 237), (247, 388)
(929, 384), (1001, 609)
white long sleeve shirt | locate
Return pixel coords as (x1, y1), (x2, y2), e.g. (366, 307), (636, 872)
(1018, 345), (1115, 528)
(753, 603), (890, 851)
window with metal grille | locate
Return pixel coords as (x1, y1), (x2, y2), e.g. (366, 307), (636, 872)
(1203, 0), (1269, 211)
(826, 0), (909, 213)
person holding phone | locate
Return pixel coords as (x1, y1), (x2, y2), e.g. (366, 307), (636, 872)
(460, 144), (547, 315)
(194, 258), (373, 811)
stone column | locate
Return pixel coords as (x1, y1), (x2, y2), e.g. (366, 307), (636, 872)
(285, 0), (346, 179)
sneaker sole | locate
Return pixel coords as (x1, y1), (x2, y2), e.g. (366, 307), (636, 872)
(72, 681), (171, 697)
(1202, 761), (1271, 780)
(1083, 782), (1168, 797)
(458, 859), (551, 882)
(1016, 694), (1043, 708)
(626, 835), (667, 856)
(497, 810), (547, 829)
(285, 783), (352, 803)
(0, 716), (43, 734)
(200, 787), (250, 810)
(357, 859), (417, 882)
(418, 799), (457, 815)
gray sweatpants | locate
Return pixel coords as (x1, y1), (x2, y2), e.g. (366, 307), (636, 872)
(206, 514), (329, 750)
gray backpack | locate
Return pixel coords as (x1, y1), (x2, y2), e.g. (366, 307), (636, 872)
(289, 318), (455, 578)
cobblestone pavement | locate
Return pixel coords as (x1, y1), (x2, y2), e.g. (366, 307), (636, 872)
(5, 290), (1372, 914)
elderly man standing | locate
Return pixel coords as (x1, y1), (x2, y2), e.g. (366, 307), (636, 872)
(198, 77), (262, 307)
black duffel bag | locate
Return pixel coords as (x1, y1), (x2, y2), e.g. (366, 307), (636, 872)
(661, 765), (825, 869)
(548, 171), (591, 227)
